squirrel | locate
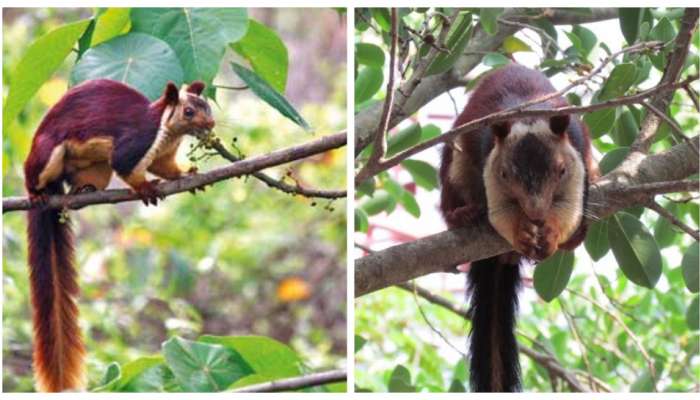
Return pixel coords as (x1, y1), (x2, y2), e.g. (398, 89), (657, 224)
(439, 64), (598, 392)
(23, 79), (215, 392)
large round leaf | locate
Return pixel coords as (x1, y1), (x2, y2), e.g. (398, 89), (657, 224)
(3, 19), (91, 131)
(162, 336), (253, 392)
(131, 8), (248, 87)
(71, 33), (184, 101)
(231, 19), (288, 93)
(199, 335), (302, 378)
(608, 212), (662, 288)
(534, 250), (575, 302)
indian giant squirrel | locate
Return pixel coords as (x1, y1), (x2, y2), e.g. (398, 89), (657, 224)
(23, 79), (214, 392)
(439, 64), (598, 392)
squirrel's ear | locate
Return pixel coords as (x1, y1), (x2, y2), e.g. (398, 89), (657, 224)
(164, 82), (179, 105)
(492, 121), (511, 140)
(187, 81), (206, 96)
(549, 114), (570, 136)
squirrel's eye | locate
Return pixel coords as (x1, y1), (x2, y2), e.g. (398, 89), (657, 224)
(559, 165), (566, 176)
(184, 107), (195, 118)
(501, 169), (508, 179)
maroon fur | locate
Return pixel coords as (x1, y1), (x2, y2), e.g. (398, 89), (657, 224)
(23, 79), (169, 191)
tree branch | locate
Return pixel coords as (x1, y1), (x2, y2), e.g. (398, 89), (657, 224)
(2, 132), (346, 213)
(355, 8), (620, 152)
(647, 200), (699, 240)
(355, 136), (699, 296)
(229, 369), (346, 392)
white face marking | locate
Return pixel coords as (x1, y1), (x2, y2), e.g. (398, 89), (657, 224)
(484, 119), (586, 246)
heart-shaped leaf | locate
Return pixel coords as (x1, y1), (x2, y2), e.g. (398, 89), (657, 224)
(231, 19), (288, 93)
(608, 212), (662, 288)
(131, 8), (248, 88)
(162, 336), (253, 392)
(231, 62), (311, 131)
(71, 32), (184, 101)
(3, 19), (90, 131)
(199, 335), (302, 378)
(534, 250), (575, 302)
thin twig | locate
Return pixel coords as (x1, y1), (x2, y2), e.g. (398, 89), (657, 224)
(356, 8), (399, 184)
(641, 101), (700, 157)
(647, 200), (699, 240)
(208, 136), (346, 199)
(559, 299), (595, 390)
(230, 369), (346, 392)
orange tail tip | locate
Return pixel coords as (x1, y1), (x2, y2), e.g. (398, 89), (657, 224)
(27, 200), (87, 392)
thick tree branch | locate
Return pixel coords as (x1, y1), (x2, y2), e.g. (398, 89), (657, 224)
(2, 132), (346, 212)
(355, 8), (620, 152)
(355, 137), (699, 296)
(230, 369), (346, 393)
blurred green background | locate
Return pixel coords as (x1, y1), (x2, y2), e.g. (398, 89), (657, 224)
(3, 8), (347, 391)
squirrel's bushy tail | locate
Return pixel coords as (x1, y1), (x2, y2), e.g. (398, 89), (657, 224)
(467, 256), (521, 392)
(27, 182), (86, 392)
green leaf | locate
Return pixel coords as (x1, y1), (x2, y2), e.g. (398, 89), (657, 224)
(534, 251), (575, 302)
(420, 124), (442, 141)
(384, 179), (421, 218)
(93, 355), (168, 392)
(355, 66), (384, 104)
(598, 63), (637, 101)
(371, 8), (392, 31)
(71, 33), (184, 101)
(571, 25), (596, 57)
(231, 62), (311, 131)
(231, 19), (288, 93)
(199, 335), (302, 378)
(100, 362), (121, 387)
(681, 242), (699, 293)
(355, 207), (369, 232)
(91, 8), (131, 46)
(162, 336), (253, 392)
(448, 379), (466, 392)
(687, 296), (699, 330)
(584, 219), (610, 261)
(479, 8), (503, 35)
(619, 8), (644, 44)
(650, 17), (677, 43)
(388, 365), (414, 392)
(387, 124), (422, 157)
(401, 159), (439, 190)
(355, 335), (367, 353)
(502, 36), (532, 54)
(653, 202), (678, 248)
(598, 146), (630, 175)
(356, 43), (385, 67)
(612, 109), (639, 146)
(426, 13), (473, 75)
(608, 212), (662, 288)
(482, 52), (509, 67)
(130, 8), (248, 88)
(122, 364), (179, 392)
(360, 190), (395, 216)
(583, 107), (617, 139)
(3, 19), (91, 131)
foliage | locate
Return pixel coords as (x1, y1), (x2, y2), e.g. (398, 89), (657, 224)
(3, 8), (346, 392)
(354, 7), (698, 392)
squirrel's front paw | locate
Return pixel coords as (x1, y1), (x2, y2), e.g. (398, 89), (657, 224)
(515, 219), (559, 260)
(134, 179), (164, 206)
